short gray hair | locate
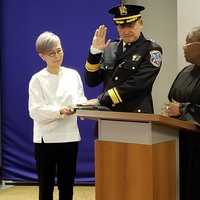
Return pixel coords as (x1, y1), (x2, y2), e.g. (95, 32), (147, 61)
(35, 31), (61, 53)
(187, 26), (200, 43)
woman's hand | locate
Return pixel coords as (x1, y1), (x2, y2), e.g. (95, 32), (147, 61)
(161, 101), (181, 117)
(60, 106), (75, 116)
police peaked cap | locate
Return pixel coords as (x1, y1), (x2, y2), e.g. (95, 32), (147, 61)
(109, 4), (145, 25)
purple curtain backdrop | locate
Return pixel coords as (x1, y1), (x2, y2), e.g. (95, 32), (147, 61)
(1, 0), (117, 183)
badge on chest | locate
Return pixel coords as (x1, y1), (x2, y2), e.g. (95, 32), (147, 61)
(132, 54), (141, 62)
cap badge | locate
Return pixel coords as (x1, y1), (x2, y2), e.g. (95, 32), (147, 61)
(119, 5), (127, 15)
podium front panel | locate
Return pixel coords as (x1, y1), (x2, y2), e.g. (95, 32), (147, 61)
(96, 119), (179, 200)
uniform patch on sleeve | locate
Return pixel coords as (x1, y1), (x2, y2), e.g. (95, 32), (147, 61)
(150, 50), (162, 67)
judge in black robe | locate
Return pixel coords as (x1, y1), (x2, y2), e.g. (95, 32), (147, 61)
(163, 26), (200, 200)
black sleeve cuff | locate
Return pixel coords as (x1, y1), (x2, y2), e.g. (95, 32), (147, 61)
(98, 92), (113, 108)
(87, 51), (102, 64)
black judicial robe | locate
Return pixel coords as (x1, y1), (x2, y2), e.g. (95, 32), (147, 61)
(168, 64), (200, 200)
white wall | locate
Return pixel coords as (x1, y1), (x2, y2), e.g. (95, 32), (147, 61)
(177, 0), (200, 70)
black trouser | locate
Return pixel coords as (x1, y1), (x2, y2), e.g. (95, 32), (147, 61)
(34, 141), (78, 200)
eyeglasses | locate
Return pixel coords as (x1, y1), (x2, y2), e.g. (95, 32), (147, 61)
(46, 49), (64, 57)
(183, 42), (200, 49)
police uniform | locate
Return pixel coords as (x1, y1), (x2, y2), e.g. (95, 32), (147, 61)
(85, 4), (162, 113)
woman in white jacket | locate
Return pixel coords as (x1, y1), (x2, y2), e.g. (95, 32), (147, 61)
(28, 31), (87, 200)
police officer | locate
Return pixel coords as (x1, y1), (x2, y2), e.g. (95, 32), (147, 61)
(84, 4), (162, 113)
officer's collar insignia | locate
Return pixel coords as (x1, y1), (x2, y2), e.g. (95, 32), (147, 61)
(132, 54), (141, 62)
(150, 50), (162, 67)
(119, 4), (127, 16)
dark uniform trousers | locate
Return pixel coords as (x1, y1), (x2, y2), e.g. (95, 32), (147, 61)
(34, 141), (78, 200)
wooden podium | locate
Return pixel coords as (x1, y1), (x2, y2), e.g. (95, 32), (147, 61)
(76, 110), (200, 200)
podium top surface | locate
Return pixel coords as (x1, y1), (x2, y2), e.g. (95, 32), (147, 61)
(76, 110), (200, 133)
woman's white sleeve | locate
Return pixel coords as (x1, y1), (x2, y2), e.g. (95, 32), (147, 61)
(28, 77), (61, 123)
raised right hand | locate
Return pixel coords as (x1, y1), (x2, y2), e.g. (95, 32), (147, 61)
(92, 25), (111, 51)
